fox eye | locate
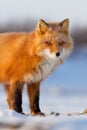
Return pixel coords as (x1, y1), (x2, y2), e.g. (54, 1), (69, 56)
(45, 41), (52, 45)
(59, 41), (66, 46)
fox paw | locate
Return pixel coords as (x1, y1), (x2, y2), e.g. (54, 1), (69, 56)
(31, 111), (45, 117)
(20, 112), (26, 115)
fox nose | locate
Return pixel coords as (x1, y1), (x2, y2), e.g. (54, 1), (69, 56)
(56, 52), (60, 57)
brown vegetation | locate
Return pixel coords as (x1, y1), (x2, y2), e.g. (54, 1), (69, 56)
(71, 26), (87, 48)
(0, 19), (36, 33)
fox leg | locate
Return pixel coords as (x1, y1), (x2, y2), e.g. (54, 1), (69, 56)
(4, 82), (23, 113)
(27, 82), (45, 116)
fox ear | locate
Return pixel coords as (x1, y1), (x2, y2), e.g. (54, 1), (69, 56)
(59, 18), (69, 30)
(36, 19), (49, 34)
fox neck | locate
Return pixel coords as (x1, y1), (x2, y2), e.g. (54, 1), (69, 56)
(27, 31), (38, 56)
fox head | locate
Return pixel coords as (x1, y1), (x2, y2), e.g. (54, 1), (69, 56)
(33, 19), (73, 59)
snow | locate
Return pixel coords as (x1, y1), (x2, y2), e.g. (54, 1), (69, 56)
(0, 54), (87, 130)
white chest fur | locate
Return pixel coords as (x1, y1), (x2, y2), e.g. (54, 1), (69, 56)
(23, 58), (59, 84)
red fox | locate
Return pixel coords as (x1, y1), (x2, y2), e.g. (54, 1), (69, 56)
(0, 19), (73, 116)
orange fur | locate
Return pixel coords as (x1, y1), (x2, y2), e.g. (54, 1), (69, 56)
(0, 19), (73, 115)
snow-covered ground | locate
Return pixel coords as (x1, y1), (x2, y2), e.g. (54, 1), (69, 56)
(0, 53), (87, 130)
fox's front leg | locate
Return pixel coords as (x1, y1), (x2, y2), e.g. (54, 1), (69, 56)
(27, 82), (45, 116)
(4, 82), (23, 113)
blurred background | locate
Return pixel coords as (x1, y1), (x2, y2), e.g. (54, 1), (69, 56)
(0, 0), (87, 94)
